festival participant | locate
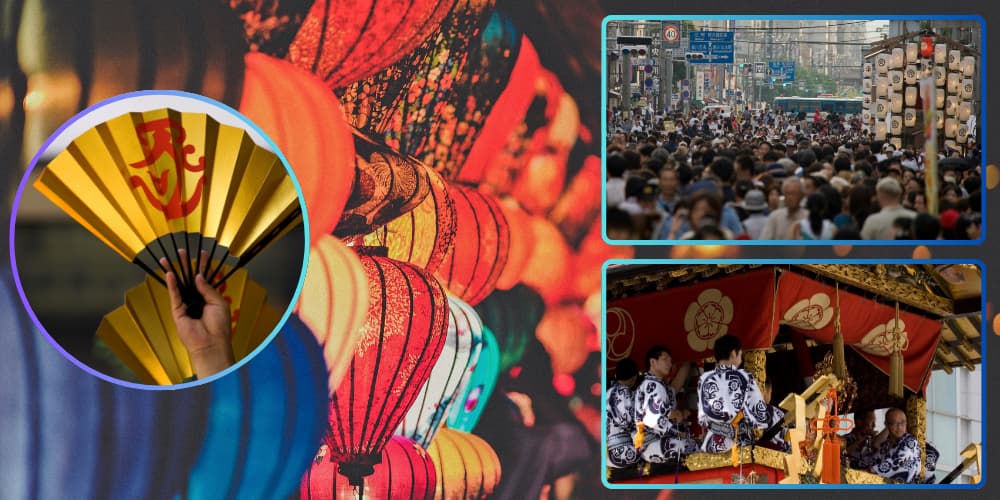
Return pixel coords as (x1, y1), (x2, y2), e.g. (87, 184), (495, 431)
(606, 358), (641, 477)
(870, 408), (923, 483)
(634, 346), (699, 465)
(696, 335), (771, 452)
(843, 409), (878, 470)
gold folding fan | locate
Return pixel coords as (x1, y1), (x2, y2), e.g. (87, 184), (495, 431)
(35, 108), (302, 317)
(97, 264), (281, 385)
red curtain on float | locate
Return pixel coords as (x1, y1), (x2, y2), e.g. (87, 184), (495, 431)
(605, 268), (780, 370)
(775, 271), (942, 393)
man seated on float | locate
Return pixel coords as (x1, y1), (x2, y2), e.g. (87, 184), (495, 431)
(761, 380), (791, 453)
(869, 408), (923, 483)
(843, 409), (878, 470)
(696, 335), (772, 452)
(606, 358), (641, 476)
(633, 345), (699, 465)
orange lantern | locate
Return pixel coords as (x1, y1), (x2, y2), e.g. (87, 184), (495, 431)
(301, 437), (436, 500)
(334, 133), (432, 238)
(295, 235), (368, 394)
(535, 305), (596, 375)
(509, 153), (566, 215)
(518, 216), (571, 306)
(363, 166), (457, 274)
(287, 0), (452, 90)
(458, 37), (542, 184)
(426, 428), (502, 500)
(327, 252), (450, 487)
(239, 52), (356, 245)
(433, 184), (510, 306)
(493, 197), (534, 290)
(549, 154), (603, 244)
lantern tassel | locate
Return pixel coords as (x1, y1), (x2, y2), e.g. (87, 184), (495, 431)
(833, 284), (846, 380)
(889, 302), (904, 399)
(634, 422), (645, 450)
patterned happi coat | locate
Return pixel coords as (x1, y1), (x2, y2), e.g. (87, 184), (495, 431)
(765, 404), (792, 453)
(844, 432), (878, 470)
(696, 364), (771, 453)
(606, 381), (640, 468)
(872, 432), (923, 483)
(634, 373), (699, 463)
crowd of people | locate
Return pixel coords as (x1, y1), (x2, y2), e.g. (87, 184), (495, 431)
(607, 106), (982, 241)
(605, 335), (941, 484)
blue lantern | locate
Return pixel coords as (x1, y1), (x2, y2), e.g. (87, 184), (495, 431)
(180, 314), (328, 500)
(446, 326), (501, 432)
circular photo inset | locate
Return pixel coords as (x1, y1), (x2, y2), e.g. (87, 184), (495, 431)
(10, 90), (309, 388)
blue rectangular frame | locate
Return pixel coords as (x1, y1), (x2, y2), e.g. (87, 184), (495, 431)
(599, 258), (987, 490)
(601, 15), (987, 246)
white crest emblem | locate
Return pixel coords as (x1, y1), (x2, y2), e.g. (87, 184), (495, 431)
(782, 293), (834, 330)
(857, 318), (910, 356)
(685, 289), (733, 352)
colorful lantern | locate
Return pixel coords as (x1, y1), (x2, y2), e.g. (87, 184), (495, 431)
(398, 296), (484, 448)
(301, 437), (436, 500)
(934, 44), (948, 64)
(535, 305), (596, 375)
(426, 429), (502, 500)
(337, 0), (497, 154)
(327, 253), (450, 486)
(433, 184), (510, 306)
(296, 235), (369, 394)
(240, 52), (356, 245)
(334, 133), (432, 238)
(493, 197), (535, 290)
(363, 166), (457, 274)
(905, 42), (919, 63)
(0, 270), (210, 500)
(14, 0), (246, 167)
(473, 284), (545, 371)
(518, 216), (572, 306)
(961, 56), (976, 77)
(891, 48), (904, 69)
(905, 87), (918, 107)
(509, 154), (567, 215)
(183, 314), (329, 500)
(447, 326), (501, 432)
(287, 0), (453, 90)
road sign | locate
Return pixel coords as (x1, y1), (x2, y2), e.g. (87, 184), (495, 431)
(645, 78), (654, 88)
(644, 64), (654, 73)
(681, 90), (690, 100)
(768, 61), (796, 81)
(688, 31), (734, 64)
(753, 62), (767, 75)
(662, 23), (681, 45)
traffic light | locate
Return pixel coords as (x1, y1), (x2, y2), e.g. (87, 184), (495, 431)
(685, 52), (705, 61)
(622, 47), (647, 57)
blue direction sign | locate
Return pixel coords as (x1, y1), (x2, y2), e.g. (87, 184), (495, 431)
(768, 61), (796, 81)
(688, 31), (734, 64)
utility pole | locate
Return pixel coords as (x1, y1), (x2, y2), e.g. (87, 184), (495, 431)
(660, 47), (672, 113)
(622, 49), (633, 112)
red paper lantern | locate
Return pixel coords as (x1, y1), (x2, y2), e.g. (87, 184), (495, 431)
(535, 305), (595, 375)
(426, 428), (502, 500)
(509, 153), (566, 215)
(493, 197), (534, 290)
(363, 166), (457, 274)
(287, 0), (454, 90)
(326, 252), (449, 486)
(301, 437), (436, 500)
(433, 184), (510, 306)
(334, 133), (432, 238)
(239, 52), (356, 245)
(338, 0), (498, 157)
(295, 235), (369, 394)
(518, 216), (571, 306)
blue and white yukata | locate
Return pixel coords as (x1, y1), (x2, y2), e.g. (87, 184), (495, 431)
(605, 381), (640, 468)
(871, 432), (923, 483)
(634, 373), (699, 463)
(696, 365), (771, 453)
(844, 432), (878, 470)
